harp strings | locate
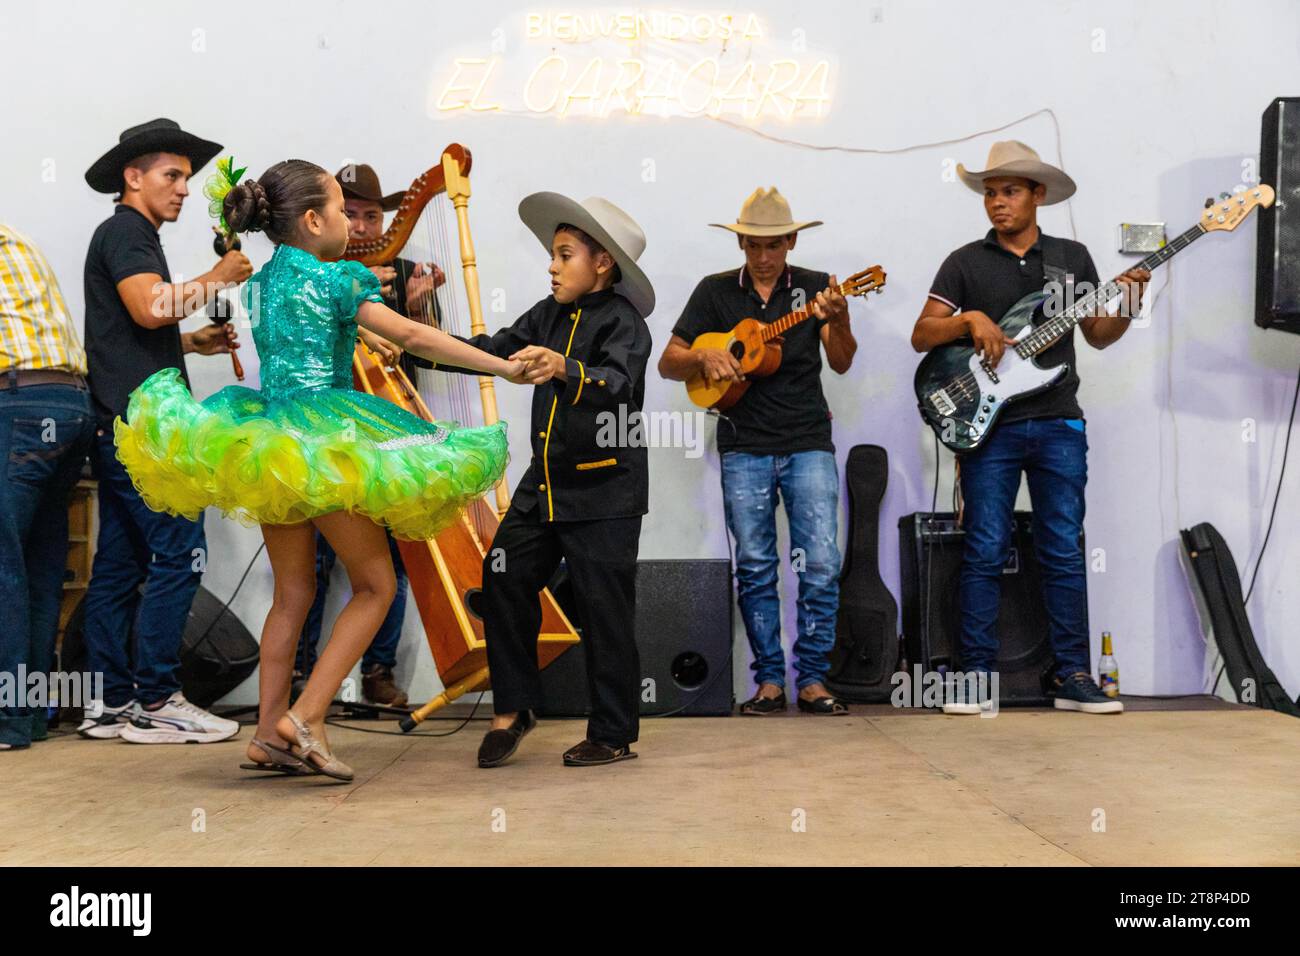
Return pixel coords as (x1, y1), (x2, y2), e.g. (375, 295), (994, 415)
(411, 184), (490, 543)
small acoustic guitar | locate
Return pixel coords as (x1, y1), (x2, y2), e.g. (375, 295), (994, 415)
(684, 265), (886, 410)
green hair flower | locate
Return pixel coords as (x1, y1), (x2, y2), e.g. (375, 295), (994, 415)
(203, 156), (248, 231)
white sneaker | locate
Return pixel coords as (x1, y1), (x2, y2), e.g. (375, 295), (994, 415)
(941, 699), (997, 715)
(119, 692), (240, 744)
(77, 700), (139, 739)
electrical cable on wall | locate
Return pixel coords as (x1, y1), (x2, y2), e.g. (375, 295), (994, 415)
(707, 106), (1079, 240)
(1244, 361), (1300, 604)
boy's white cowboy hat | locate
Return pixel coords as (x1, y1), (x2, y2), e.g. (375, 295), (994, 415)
(518, 192), (654, 317)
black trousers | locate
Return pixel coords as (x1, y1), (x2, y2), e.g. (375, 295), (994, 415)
(482, 504), (642, 747)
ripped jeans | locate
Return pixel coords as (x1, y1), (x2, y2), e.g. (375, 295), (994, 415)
(721, 450), (842, 690)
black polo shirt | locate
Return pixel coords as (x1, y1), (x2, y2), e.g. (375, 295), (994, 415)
(84, 204), (189, 426)
(447, 286), (651, 523)
(673, 264), (834, 455)
(928, 228), (1099, 424)
(387, 256), (445, 380)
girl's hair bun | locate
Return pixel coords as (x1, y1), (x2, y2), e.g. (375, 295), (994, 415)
(223, 179), (271, 234)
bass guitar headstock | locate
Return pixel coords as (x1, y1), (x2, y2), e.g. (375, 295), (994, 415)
(1200, 184), (1275, 233)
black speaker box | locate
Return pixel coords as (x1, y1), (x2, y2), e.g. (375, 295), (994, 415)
(1256, 96), (1300, 335)
(899, 512), (1073, 704)
(540, 558), (734, 717)
(58, 586), (260, 714)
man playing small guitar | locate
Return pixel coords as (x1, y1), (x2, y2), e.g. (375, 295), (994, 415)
(910, 141), (1148, 715)
(659, 187), (860, 716)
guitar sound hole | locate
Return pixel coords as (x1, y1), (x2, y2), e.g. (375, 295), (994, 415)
(729, 341), (745, 361)
(464, 587), (485, 621)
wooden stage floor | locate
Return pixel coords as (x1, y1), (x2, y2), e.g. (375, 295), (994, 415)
(4, 697), (1296, 866)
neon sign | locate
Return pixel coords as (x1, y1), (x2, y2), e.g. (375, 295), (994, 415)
(432, 10), (833, 121)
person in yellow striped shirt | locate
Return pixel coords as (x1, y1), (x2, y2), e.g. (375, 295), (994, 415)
(0, 224), (96, 751)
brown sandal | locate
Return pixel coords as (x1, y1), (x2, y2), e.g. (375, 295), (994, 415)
(562, 739), (638, 767)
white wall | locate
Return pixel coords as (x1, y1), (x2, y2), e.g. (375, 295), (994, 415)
(4, 0), (1296, 706)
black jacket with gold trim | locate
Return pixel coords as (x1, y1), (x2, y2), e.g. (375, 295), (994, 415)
(446, 287), (651, 523)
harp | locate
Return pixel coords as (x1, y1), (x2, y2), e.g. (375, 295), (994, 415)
(343, 144), (579, 729)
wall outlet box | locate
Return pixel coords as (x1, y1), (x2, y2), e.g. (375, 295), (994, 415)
(1118, 222), (1166, 253)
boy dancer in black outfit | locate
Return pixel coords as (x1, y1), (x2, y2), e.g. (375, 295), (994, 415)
(445, 192), (653, 767)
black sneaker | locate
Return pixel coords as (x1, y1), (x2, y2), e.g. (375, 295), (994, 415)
(739, 690), (787, 715)
(1054, 672), (1123, 714)
(477, 711), (537, 768)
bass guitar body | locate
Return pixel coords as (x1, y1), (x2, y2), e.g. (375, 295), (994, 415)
(913, 290), (1066, 454)
(684, 320), (782, 411)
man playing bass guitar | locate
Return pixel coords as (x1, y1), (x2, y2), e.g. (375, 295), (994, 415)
(910, 141), (1147, 715)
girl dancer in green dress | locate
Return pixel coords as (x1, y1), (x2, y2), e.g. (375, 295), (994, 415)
(115, 159), (523, 779)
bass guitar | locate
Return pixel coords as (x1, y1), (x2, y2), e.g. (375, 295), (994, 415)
(914, 185), (1274, 453)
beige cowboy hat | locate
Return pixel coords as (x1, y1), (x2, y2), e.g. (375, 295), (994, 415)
(710, 186), (822, 237)
(957, 140), (1076, 205)
(518, 192), (655, 317)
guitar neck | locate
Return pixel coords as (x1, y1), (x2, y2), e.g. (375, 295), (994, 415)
(758, 282), (849, 343)
(1017, 223), (1206, 359)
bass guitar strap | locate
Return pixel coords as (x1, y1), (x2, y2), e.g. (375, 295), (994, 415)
(1039, 234), (1072, 293)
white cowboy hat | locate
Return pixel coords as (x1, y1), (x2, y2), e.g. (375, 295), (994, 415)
(709, 186), (823, 237)
(518, 192), (655, 317)
(957, 140), (1077, 205)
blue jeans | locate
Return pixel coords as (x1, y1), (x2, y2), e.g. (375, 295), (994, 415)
(721, 450), (842, 690)
(958, 418), (1089, 679)
(82, 429), (205, 708)
(0, 379), (95, 746)
(295, 530), (408, 675)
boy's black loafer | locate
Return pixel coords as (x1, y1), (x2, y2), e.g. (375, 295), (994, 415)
(477, 710), (537, 767)
(562, 739), (638, 766)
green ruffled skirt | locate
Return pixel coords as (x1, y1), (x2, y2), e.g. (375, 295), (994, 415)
(114, 368), (508, 540)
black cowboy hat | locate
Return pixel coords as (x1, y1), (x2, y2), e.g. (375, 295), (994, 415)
(335, 163), (404, 212)
(85, 117), (223, 194)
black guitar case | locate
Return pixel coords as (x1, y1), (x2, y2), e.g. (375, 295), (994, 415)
(827, 444), (901, 702)
(1179, 522), (1299, 717)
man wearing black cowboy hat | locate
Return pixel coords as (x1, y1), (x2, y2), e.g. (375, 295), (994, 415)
(337, 163), (446, 348)
(78, 118), (252, 744)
